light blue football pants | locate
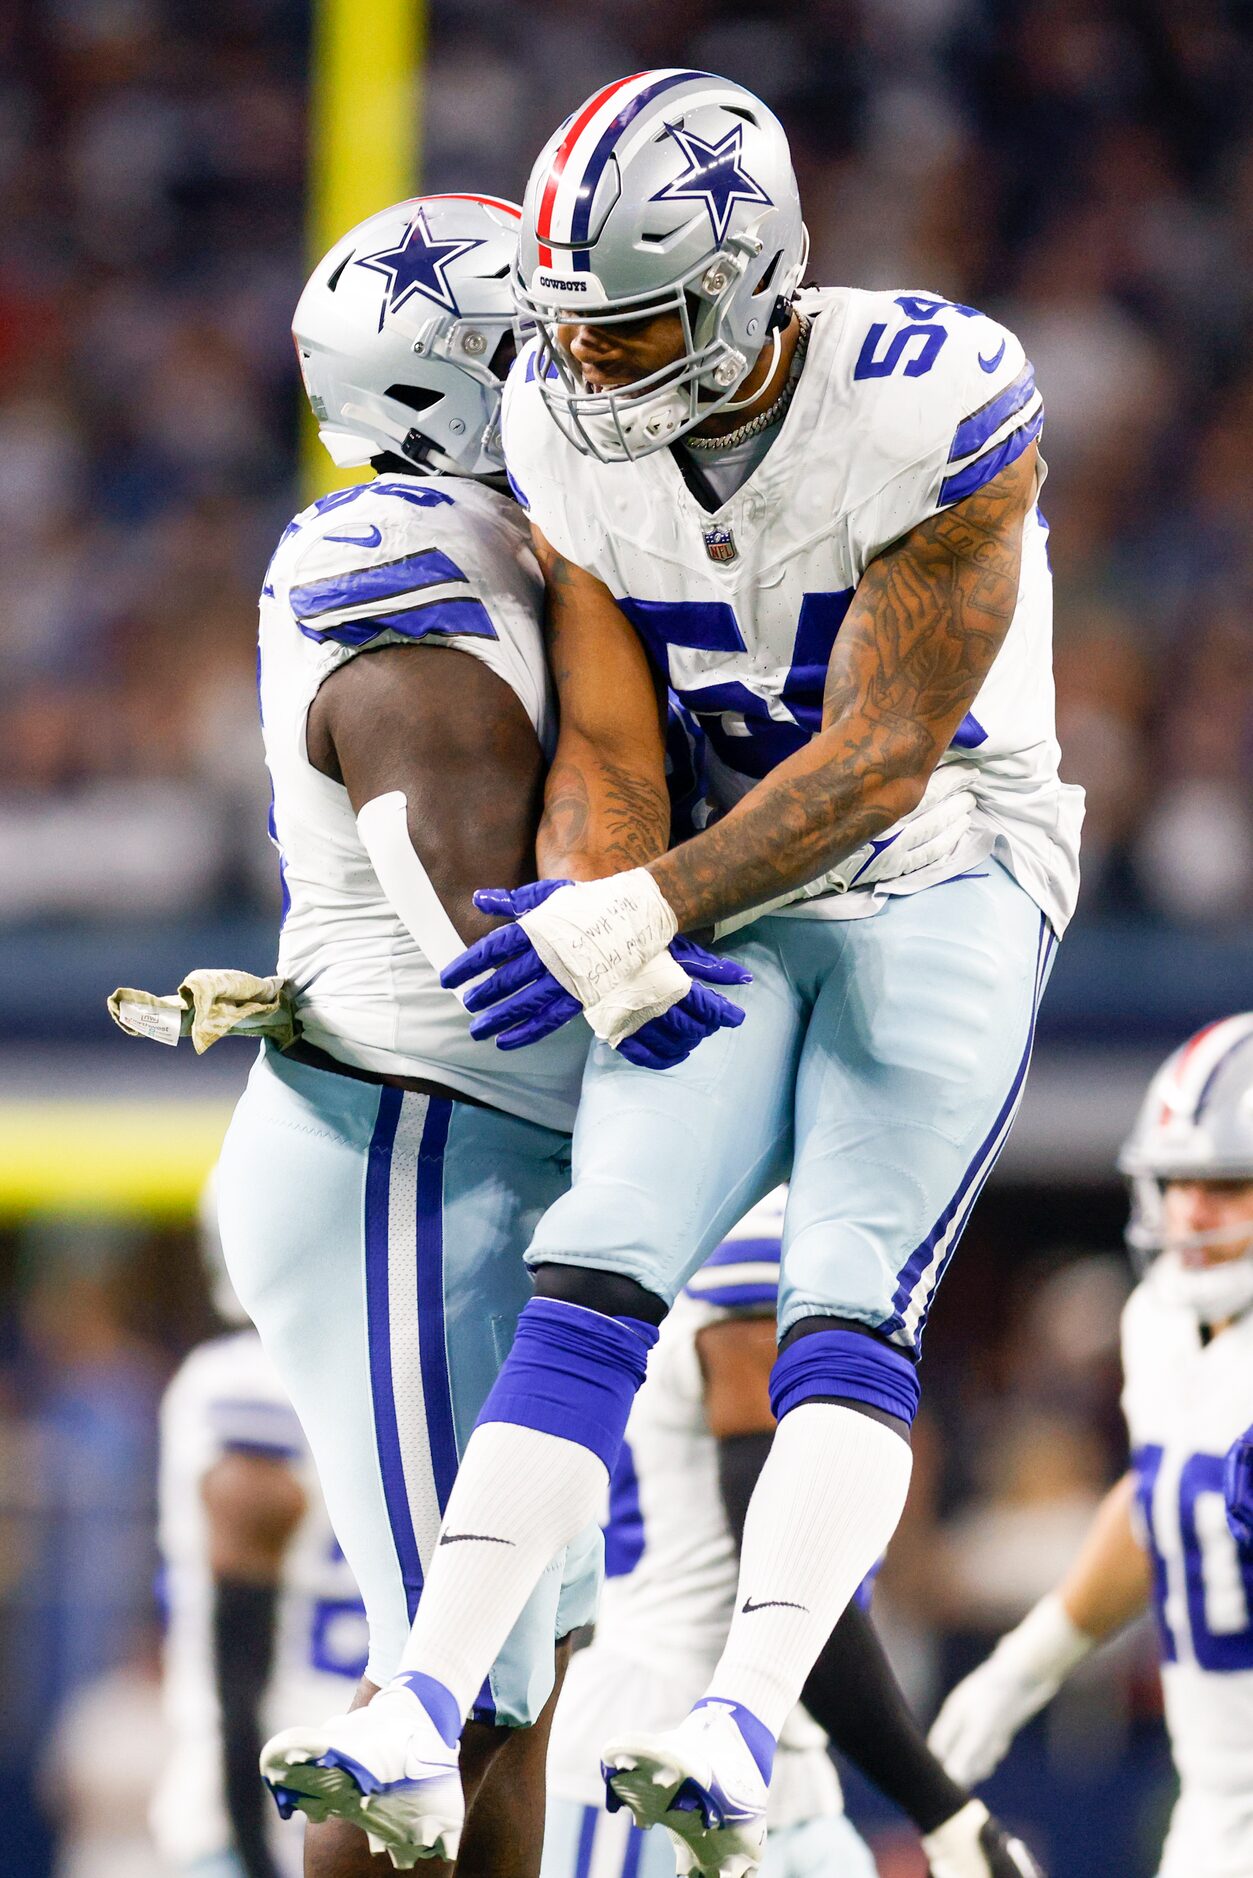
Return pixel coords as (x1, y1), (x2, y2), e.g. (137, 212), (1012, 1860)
(541, 1798), (880, 1877)
(216, 1044), (602, 1725)
(529, 861), (1055, 1352)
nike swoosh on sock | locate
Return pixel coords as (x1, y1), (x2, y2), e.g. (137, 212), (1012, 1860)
(741, 1597), (809, 1614)
(438, 1532), (516, 1547)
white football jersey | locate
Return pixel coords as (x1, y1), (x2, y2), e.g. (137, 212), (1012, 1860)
(150, 1331), (369, 1868)
(259, 471), (587, 1131)
(546, 1192), (845, 1832)
(504, 287), (1083, 935)
(1121, 1278), (1253, 1873)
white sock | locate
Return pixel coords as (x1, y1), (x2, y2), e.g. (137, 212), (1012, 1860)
(397, 1421), (607, 1719)
(705, 1404), (912, 1736)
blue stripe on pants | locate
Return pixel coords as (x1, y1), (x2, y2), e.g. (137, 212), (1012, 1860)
(884, 915), (1052, 1343)
(363, 1086), (425, 1621)
(621, 1822), (645, 1877)
(416, 1098), (458, 1512)
(574, 1804), (598, 1878)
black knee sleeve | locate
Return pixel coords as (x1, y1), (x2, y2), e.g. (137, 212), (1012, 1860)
(531, 1263), (668, 1326)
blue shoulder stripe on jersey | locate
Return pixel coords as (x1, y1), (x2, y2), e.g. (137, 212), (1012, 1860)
(703, 1236), (782, 1270)
(290, 548), (467, 621)
(939, 407), (1043, 508)
(297, 596), (497, 648)
(505, 468), (530, 510)
(688, 1281), (778, 1309)
(949, 365), (1036, 462)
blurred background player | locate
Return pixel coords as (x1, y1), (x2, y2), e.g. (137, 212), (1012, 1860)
(542, 1192), (1044, 1878)
(929, 1015), (1253, 1878)
(151, 1175), (368, 1878)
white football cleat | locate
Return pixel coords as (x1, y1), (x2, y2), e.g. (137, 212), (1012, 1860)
(260, 1678), (463, 1868)
(922, 1799), (1048, 1878)
(601, 1700), (771, 1878)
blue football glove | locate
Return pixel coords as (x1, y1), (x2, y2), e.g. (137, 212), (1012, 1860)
(441, 889), (751, 1058)
(618, 938), (752, 1070)
(1224, 1425), (1253, 1550)
(441, 879), (579, 1050)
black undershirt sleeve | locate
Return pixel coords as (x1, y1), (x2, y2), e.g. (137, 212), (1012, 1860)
(716, 1430), (967, 1836)
(212, 1575), (283, 1878)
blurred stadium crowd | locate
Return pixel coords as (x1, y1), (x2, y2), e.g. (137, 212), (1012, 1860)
(2, 0), (1251, 930)
(1, 1), (1250, 1873)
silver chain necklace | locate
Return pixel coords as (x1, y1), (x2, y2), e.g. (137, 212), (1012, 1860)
(686, 314), (812, 453)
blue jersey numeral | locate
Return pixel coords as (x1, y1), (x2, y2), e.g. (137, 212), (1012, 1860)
(1135, 1443), (1253, 1672)
(619, 591), (983, 778)
(852, 295), (981, 383)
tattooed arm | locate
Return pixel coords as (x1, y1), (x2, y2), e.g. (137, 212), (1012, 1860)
(532, 525), (671, 880)
(648, 445), (1038, 932)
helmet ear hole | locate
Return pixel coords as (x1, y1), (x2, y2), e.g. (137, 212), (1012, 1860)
(385, 383), (443, 415)
(487, 331), (518, 381)
(753, 251), (782, 297)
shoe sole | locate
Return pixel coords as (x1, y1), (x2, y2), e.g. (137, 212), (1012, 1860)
(602, 1736), (764, 1878)
(260, 1728), (462, 1868)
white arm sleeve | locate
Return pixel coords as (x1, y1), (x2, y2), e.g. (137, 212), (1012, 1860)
(355, 791), (466, 981)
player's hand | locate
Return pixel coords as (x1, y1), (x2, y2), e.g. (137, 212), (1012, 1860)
(443, 880), (582, 1049)
(444, 892), (750, 1057)
(1224, 1425), (1253, 1550)
(616, 938), (751, 1070)
(928, 1591), (1091, 1787)
(928, 1659), (1042, 1787)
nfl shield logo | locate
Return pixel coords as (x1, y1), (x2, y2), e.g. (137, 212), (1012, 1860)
(702, 522), (737, 564)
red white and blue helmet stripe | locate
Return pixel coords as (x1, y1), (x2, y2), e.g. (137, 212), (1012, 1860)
(1158, 1014), (1253, 1125)
(533, 68), (705, 269)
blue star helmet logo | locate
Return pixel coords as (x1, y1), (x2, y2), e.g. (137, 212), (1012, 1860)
(650, 122), (773, 247)
(354, 207), (485, 332)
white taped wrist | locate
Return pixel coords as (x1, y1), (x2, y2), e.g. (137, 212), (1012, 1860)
(583, 951), (692, 1048)
(993, 1592), (1094, 1687)
(518, 869), (679, 1010)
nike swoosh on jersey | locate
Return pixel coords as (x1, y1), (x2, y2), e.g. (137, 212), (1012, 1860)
(326, 525), (383, 547)
(741, 1596), (809, 1614)
(977, 339), (1007, 373)
(439, 1532), (516, 1547)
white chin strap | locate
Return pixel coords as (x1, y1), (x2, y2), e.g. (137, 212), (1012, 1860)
(579, 326), (784, 456)
(1150, 1247), (1253, 1325)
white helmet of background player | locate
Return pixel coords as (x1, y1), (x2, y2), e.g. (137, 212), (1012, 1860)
(1118, 1013), (1253, 1323)
(294, 194), (523, 477)
(516, 70), (808, 461)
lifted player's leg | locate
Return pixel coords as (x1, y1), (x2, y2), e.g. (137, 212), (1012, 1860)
(300, 936), (804, 1862)
(604, 867), (1055, 1876)
(220, 1053), (594, 1868)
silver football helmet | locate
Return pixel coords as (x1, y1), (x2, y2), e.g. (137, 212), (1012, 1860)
(1118, 1013), (1253, 1322)
(516, 70), (808, 461)
(294, 193), (523, 477)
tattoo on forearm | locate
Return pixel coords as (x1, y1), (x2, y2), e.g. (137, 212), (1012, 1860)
(539, 756), (669, 877)
(600, 760), (669, 868)
(538, 760), (590, 870)
(649, 448), (1036, 930)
